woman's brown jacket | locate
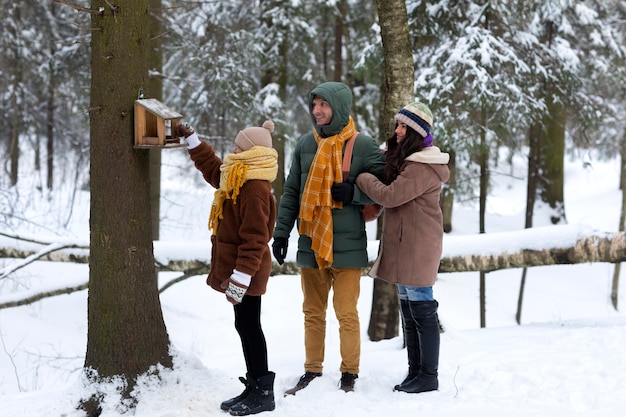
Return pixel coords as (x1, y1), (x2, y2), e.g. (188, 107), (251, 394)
(189, 142), (276, 295)
(356, 146), (450, 287)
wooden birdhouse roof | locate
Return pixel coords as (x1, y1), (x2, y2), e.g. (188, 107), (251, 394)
(135, 98), (183, 120)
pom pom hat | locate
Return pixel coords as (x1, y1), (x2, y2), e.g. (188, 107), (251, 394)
(235, 120), (275, 150)
(394, 102), (433, 138)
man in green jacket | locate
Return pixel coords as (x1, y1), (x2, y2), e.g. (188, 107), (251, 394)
(272, 81), (384, 394)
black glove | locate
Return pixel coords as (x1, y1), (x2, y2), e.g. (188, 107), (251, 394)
(331, 183), (354, 204)
(272, 237), (288, 265)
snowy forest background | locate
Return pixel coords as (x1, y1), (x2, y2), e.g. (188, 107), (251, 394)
(1, 0), (626, 416)
(2, 0), (625, 226)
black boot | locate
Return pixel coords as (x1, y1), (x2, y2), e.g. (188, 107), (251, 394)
(394, 299), (420, 390)
(229, 372), (275, 416)
(221, 374), (251, 411)
(396, 300), (440, 394)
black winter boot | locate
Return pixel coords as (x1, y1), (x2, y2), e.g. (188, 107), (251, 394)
(396, 300), (440, 394)
(394, 299), (420, 390)
(339, 372), (358, 392)
(221, 374), (251, 411)
(284, 371), (322, 396)
(229, 372), (275, 416)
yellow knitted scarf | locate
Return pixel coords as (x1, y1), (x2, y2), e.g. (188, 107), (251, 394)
(299, 117), (356, 268)
(208, 146), (278, 234)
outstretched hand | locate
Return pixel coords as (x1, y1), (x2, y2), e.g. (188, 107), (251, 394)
(176, 123), (195, 138)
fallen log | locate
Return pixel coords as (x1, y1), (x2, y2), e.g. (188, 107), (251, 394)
(1, 226), (625, 276)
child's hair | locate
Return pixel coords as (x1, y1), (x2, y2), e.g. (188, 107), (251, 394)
(384, 123), (425, 183)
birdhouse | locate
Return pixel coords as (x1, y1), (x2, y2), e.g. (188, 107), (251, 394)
(134, 98), (187, 149)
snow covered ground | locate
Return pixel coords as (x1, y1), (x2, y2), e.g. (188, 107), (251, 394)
(0, 149), (624, 416)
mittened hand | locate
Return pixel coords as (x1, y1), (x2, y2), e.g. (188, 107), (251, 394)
(220, 270), (251, 305)
(272, 237), (288, 265)
(331, 183), (354, 204)
(176, 123), (195, 138)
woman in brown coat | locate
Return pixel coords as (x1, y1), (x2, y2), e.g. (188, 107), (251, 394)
(178, 121), (278, 416)
(356, 102), (449, 394)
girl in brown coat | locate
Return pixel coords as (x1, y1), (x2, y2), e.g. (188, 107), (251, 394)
(356, 102), (450, 394)
(178, 121), (278, 416)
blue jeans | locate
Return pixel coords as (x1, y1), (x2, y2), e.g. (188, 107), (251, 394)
(397, 285), (434, 301)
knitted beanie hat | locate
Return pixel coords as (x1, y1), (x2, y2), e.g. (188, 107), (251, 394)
(235, 120), (275, 150)
(394, 102), (433, 138)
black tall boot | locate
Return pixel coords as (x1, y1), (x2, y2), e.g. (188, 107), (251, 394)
(229, 372), (275, 416)
(396, 300), (440, 394)
(394, 299), (420, 390)
(221, 374), (251, 411)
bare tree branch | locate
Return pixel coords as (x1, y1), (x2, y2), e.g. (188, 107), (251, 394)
(0, 231), (54, 246)
(0, 264), (212, 310)
(50, 0), (101, 14)
(0, 243), (88, 280)
(158, 268), (207, 294)
(0, 327), (25, 391)
(0, 282), (88, 310)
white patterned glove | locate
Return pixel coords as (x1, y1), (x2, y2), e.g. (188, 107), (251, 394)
(220, 270), (251, 305)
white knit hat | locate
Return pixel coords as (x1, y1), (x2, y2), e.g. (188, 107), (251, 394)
(394, 102), (433, 138)
(235, 120), (275, 150)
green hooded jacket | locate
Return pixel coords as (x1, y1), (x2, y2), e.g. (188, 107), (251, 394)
(274, 82), (385, 268)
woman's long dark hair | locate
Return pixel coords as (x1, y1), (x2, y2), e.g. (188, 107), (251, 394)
(384, 123), (425, 183)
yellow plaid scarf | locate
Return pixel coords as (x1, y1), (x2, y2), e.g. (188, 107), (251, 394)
(208, 146), (278, 234)
(298, 117), (356, 268)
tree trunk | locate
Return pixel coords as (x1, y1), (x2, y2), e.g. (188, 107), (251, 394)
(375, 0), (414, 140)
(7, 3), (21, 187)
(368, 278), (399, 341)
(148, 0), (163, 241)
(368, 0), (414, 341)
(477, 0), (492, 326)
(539, 95), (566, 224)
(441, 150), (455, 233)
(46, 86), (55, 190)
(274, 44), (287, 206)
(333, 0), (345, 82)
(85, 1), (172, 413)
(479, 107), (489, 328)
(612, 130), (626, 310)
(260, 0), (288, 207)
(9, 125), (18, 187)
(517, 124), (542, 323)
(46, 2), (57, 191)
(537, 20), (567, 225)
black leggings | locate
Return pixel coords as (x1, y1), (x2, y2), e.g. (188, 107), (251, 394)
(234, 295), (268, 378)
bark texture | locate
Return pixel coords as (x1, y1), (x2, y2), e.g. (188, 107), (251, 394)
(369, 0), (415, 341)
(84, 1), (172, 412)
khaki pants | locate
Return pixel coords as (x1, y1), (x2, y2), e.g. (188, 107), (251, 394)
(300, 267), (361, 375)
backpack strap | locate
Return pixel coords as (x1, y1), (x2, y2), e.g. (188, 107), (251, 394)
(341, 132), (360, 182)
